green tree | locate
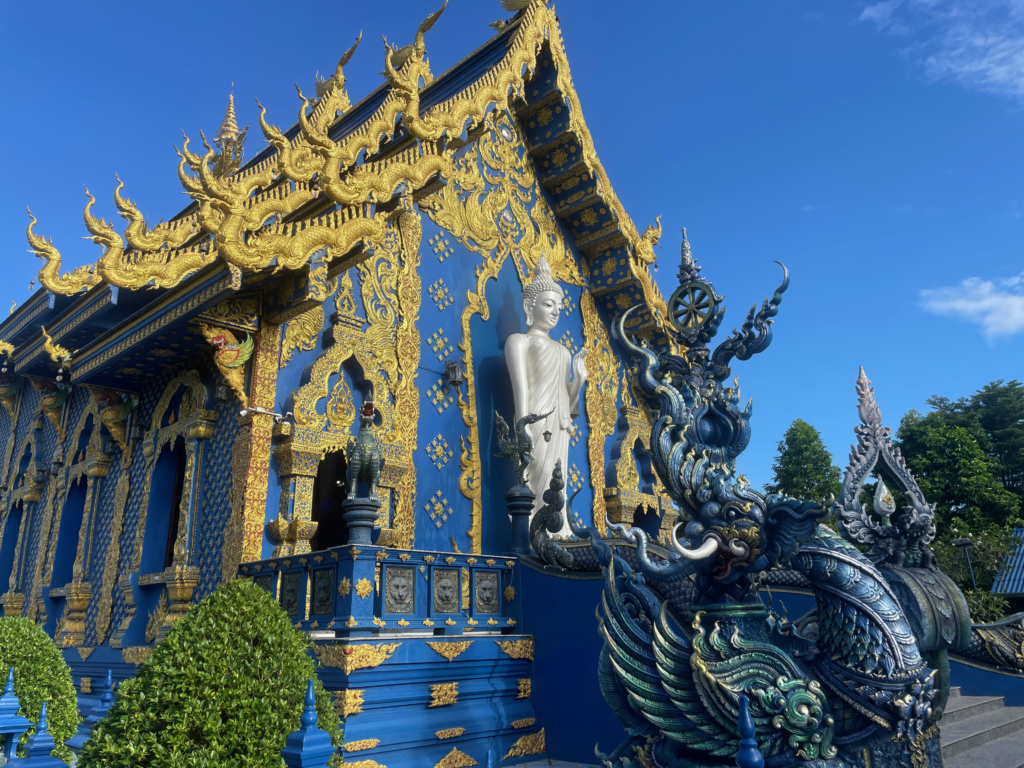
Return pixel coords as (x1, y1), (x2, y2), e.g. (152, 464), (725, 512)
(0, 616), (80, 763)
(896, 410), (1020, 531)
(765, 419), (842, 502)
(928, 380), (1024, 501)
(79, 579), (341, 768)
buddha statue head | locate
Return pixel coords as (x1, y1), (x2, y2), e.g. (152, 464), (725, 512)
(522, 256), (565, 332)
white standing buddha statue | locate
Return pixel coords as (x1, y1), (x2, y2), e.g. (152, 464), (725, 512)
(504, 257), (588, 537)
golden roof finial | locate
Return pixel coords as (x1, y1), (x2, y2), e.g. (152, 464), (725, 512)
(216, 91), (240, 147)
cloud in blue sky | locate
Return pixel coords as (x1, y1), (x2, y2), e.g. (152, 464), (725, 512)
(859, 0), (1024, 100)
(920, 272), (1024, 342)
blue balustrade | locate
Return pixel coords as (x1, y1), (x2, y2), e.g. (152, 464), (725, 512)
(67, 670), (114, 752)
(735, 694), (764, 768)
(7, 702), (65, 767)
(280, 679), (336, 768)
(238, 545), (523, 637)
(0, 670), (31, 762)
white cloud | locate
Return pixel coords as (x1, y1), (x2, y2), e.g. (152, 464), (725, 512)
(920, 271), (1024, 342)
(858, 1), (1024, 100)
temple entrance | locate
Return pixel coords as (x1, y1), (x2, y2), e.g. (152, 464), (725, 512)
(310, 449), (349, 551)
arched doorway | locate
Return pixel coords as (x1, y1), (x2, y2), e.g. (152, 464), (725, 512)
(310, 449), (349, 551)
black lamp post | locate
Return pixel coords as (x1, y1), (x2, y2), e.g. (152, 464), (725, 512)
(952, 537), (978, 590)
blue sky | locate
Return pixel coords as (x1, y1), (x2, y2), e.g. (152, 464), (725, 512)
(1, 0), (1021, 490)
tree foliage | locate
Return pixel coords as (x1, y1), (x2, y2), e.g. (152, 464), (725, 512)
(766, 419), (842, 502)
(78, 579), (341, 768)
(0, 616), (80, 762)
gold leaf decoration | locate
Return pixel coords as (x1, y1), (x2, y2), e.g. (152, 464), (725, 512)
(429, 682), (458, 708)
(503, 585), (515, 602)
(335, 689), (365, 718)
(435, 728), (466, 740)
(433, 748), (478, 768)
(355, 578), (373, 599)
(517, 679), (531, 699)
(425, 640), (473, 662)
(503, 729), (545, 760)
(511, 718), (536, 729)
(495, 639), (533, 661)
(342, 739), (381, 752)
(77, 647), (95, 661)
(338, 577), (352, 597)
(314, 642), (401, 674)
(121, 647), (153, 666)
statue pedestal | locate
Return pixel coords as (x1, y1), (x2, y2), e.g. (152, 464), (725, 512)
(505, 485), (535, 556)
(343, 498), (381, 546)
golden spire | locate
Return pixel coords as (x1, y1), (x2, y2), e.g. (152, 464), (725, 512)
(215, 93), (240, 147)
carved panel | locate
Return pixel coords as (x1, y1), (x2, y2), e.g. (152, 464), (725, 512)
(432, 569), (459, 614)
(312, 567), (335, 616)
(384, 566), (414, 614)
(280, 571), (302, 616)
(474, 571), (499, 614)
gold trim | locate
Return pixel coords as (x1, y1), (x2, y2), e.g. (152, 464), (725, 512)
(425, 640), (473, 662)
(503, 729), (545, 760)
(496, 639), (534, 661)
(314, 642), (401, 674)
(342, 739), (380, 753)
(336, 689), (365, 718)
(429, 682), (458, 708)
(433, 748), (477, 768)
(511, 718), (535, 729)
(435, 728), (465, 740)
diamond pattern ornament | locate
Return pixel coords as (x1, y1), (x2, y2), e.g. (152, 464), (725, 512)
(425, 434), (455, 470)
(426, 329), (455, 362)
(567, 462), (584, 494)
(559, 331), (579, 355)
(424, 490), (453, 529)
(426, 379), (456, 414)
(427, 280), (454, 311)
(428, 234), (455, 263)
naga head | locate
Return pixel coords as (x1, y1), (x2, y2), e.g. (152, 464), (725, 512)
(608, 231), (822, 590)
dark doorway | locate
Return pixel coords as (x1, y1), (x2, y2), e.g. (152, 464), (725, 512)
(310, 449), (349, 551)
(163, 440), (188, 569)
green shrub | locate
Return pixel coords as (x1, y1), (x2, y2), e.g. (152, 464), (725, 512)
(0, 616), (80, 763)
(963, 589), (1012, 624)
(79, 579), (341, 768)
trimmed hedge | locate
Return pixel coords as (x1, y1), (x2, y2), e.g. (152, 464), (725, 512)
(0, 616), (80, 763)
(79, 579), (341, 768)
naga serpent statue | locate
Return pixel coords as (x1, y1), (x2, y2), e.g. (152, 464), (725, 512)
(528, 233), (996, 767)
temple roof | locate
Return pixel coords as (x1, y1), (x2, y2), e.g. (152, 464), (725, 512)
(2, 1), (669, 390)
(993, 528), (1024, 597)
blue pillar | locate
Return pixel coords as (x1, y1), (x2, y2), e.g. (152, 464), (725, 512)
(0, 669), (31, 761)
(8, 701), (66, 767)
(735, 694), (764, 768)
(281, 679), (336, 768)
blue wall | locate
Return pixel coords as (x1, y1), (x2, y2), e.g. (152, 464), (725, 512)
(520, 563), (625, 763)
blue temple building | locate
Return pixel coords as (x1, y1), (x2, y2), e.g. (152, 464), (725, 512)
(5, 4), (1024, 768)
(0, 3), (674, 764)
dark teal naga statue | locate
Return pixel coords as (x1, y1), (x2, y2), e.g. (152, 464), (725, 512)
(562, 232), (955, 768)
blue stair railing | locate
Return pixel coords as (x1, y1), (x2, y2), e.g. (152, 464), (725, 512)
(0, 669), (31, 762)
(281, 679), (336, 768)
(7, 701), (65, 767)
(735, 694), (765, 768)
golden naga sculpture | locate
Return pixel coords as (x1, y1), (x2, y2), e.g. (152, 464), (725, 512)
(197, 322), (254, 408)
(41, 326), (72, 365)
(0, 340), (14, 357)
(83, 187), (214, 290)
(26, 208), (101, 296)
(113, 174), (197, 253)
(634, 215), (663, 266)
(382, 1), (448, 141)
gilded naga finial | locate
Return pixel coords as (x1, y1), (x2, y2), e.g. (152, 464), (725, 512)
(113, 173), (197, 253)
(635, 215), (662, 265)
(25, 208), (101, 296)
(382, 1), (448, 140)
(41, 326), (72, 366)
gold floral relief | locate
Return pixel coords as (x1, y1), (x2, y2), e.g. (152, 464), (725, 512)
(94, 463), (131, 644)
(336, 688), (365, 718)
(503, 729), (545, 760)
(496, 639), (534, 661)
(241, 325), (280, 562)
(579, 291), (619, 534)
(314, 642), (401, 674)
